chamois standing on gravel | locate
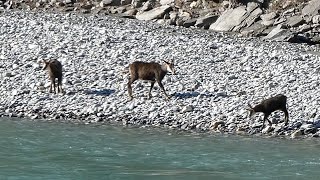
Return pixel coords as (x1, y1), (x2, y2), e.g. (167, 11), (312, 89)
(127, 60), (175, 100)
(43, 59), (63, 94)
(247, 94), (289, 128)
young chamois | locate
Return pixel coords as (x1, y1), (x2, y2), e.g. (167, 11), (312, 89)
(247, 94), (289, 128)
(127, 60), (175, 100)
(43, 59), (63, 94)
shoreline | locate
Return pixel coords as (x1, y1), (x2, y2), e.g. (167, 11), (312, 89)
(0, 10), (320, 139)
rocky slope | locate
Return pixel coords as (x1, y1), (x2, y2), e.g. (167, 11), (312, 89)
(0, 10), (320, 138)
(1, 0), (319, 44)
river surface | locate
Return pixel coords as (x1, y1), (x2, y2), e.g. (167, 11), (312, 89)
(1, 117), (320, 180)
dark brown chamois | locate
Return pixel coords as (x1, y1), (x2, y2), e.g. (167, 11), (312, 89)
(248, 94), (289, 127)
(43, 59), (63, 94)
(127, 60), (175, 100)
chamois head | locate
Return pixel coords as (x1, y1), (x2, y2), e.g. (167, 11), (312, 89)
(247, 103), (256, 117)
(163, 60), (175, 75)
(42, 59), (50, 70)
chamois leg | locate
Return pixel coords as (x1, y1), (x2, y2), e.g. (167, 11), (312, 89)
(282, 109), (289, 125)
(148, 81), (155, 99)
(58, 78), (63, 93)
(262, 114), (271, 129)
(157, 80), (170, 100)
(53, 79), (57, 94)
(49, 78), (55, 93)
(127, 77), (137, 100)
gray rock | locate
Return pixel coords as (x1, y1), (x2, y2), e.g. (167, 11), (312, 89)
(209, 6), (247, 31)
(182, 18), (197, 28)
(135, 5), (172, 21)
(302, 0), (320, 17)
(300, 123), (314, 130)
(314, 120), (320, 128)
(110, 6), (127, 14)
(298, 24), (312, 32)
(241, 20), (266, 36)
(140, 1), (153, 12)
(286, 15), (305, 27)
(131, 0), (144, 8)
(291, 129), (303, 139)
(233, 3), (262, 31)
(312, 15), (320, 24)
(5, 72), (14, 77)
(262, 25), (292, 41)
(304, 127), (317, 134)
(210, 3), (261, 32)
(262, 125), (274, 133)
(210, 120), (225, 129)
(273, 17), (286, 26)
(260, 12), (277, 22)
(100, 0), (114, 7)
(181, 105), (194, 113)
(195, 15), (218, 29)
(123, 9), (138, 17)
(160, 0), (174, 5)
(121, 0), (132, 5)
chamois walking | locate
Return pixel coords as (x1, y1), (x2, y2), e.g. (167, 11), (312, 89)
(127, 60), (175, 100)
(43, 59), (63, 94)
(247, 94), (289, 128)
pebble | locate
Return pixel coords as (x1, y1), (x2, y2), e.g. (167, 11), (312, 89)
(181, 105), (194, 113)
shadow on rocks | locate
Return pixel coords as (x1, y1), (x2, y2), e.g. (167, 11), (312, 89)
(83, 89), (116, 96)
(172, 92), (215, 99)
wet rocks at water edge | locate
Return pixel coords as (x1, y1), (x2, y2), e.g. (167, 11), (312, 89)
(0, 10), (320, 139)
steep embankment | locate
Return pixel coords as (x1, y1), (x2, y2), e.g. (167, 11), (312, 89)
(0, 10), (319, 138)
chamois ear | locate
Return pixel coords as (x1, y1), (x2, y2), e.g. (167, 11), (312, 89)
(42, 60), (49, 70)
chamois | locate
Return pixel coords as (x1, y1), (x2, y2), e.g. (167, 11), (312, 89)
(43, 59), (63, 94)
(247, 94), (289, 128)
(127, 60), (175, 100)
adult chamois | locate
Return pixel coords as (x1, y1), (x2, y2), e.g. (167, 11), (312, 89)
(247, 94), (289, 128)
(43, 59), (63, 94)
(127, 60), (175, 100)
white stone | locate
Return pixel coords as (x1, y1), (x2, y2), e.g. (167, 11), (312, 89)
(181, 105), (193, 113)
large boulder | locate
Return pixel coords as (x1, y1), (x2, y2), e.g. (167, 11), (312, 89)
(209, 6), (247, 31)
(260, 12), (277, 27)
(286, 15), (305, 27)
(135, 5), (172, 21)
(233, 3), (262, 31)
(209, 2), (262, 32)
(302, 0), (320, 17)
(262, 25), (291, 41)
(262, 24), (314, 44)
(240, 20), (266, 37)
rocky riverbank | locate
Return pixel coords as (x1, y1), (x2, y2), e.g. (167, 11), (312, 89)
(0, 10), (320, 139)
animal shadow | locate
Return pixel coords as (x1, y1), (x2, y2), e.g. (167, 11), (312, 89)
(172, 92), (215, 99)
(83, 89), (115, 96)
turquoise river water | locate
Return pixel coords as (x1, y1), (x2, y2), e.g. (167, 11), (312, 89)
(1, 117), (320, 180)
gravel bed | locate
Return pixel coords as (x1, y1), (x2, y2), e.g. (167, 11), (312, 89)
(0, 10), (320, 139)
